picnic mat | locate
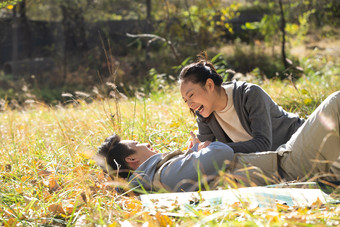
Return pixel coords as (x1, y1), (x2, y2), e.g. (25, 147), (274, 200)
(140, 183), (339, 215)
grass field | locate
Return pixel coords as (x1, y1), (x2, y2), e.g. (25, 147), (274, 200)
(1, 70), (340, 226)
(1, 32), (340, 225)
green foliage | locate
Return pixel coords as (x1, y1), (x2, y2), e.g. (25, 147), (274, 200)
(143, 68), (168, 94)
(225, 39), (286, 79)
(0, 0), (22, 9)
(242, 0), (339, 46)
(210, 53), (230, 80)
(154, 1), (240, 51)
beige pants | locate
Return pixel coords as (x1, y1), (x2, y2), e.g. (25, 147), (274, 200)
(278, 91), (340, 182)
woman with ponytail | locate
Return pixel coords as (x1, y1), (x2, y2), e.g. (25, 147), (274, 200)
(179, 52), (305, 153)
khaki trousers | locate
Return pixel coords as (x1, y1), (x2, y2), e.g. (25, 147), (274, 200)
(278, 91), (340, 182)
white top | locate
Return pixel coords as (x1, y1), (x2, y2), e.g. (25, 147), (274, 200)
(214, 84), (253, 142)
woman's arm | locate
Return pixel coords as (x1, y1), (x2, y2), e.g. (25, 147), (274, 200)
(228, 84), (273, 153)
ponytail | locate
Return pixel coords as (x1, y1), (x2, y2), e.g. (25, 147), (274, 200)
(179, 51), (223, 86)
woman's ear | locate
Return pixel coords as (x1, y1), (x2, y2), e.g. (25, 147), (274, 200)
(205, 78), (215, 92)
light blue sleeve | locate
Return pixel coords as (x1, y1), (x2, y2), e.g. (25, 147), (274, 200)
(191, 143), (199, 152)
(160, 142), (234, 192)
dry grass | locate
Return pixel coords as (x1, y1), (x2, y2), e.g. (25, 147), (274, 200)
(1, 72), (340, 225)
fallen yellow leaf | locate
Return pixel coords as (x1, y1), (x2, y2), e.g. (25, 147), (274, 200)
(4, 218), (18, 227)
(108, 222), (119, 227)
(15, 183), (23, 194)
(65, 204), (75, 215)
(304, 98), (312, 105)
(276, 203), (289, 211)
(21, 175), (31, 182)
(311, 197), (323, 208)
(122, 198), (142, 212)
(73, 165), (89, 176)
(266, 211), (280, 223)
(155, 212), (173, 227)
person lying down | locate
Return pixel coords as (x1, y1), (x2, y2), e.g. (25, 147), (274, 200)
(95, 91), (340, 192)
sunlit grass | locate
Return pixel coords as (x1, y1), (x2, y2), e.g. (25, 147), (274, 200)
(1, 74), (340, 225)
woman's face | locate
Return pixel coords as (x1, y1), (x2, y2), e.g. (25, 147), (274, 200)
(180, 79), (216, 118)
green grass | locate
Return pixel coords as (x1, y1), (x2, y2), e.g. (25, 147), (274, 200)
(1, 73), (340, 225)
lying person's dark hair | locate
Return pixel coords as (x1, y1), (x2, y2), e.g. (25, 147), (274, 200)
(96, 134), (136, 178)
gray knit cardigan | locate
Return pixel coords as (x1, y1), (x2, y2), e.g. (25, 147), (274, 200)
(196, 81), (305, 153)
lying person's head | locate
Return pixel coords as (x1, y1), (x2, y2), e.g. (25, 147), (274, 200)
(96, 134), (157, 178)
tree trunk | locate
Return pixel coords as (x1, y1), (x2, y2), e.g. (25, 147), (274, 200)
(278, 0), (288, 69)
(61, 4), (88, 53)
(19, 0), (32, 59)
(146, 0), (151, 21)
(60, 2), (88, 84)
(12, 7), (18, 62)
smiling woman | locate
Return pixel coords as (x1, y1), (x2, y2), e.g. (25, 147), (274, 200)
(178, 52), (305, 153)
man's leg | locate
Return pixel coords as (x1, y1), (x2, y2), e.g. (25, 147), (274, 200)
(279, 91), (340, 181)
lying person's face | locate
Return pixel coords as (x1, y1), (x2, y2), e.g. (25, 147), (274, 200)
(121, 140), (155, 153)
(121, 140), (158, 169)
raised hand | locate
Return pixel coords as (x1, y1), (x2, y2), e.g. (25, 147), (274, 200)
(190, 131), (211, 151)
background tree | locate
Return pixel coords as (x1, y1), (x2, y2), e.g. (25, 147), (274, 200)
(0, 0), (339, 102)
(242, 0), (321, 77)
(18, 0), (32, 59)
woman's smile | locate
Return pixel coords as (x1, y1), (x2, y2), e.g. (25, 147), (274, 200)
(195, 105), (204, 114)
(180, 80), (217, 117)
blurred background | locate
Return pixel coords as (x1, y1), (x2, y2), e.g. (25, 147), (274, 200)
(0, 0), (339, 105)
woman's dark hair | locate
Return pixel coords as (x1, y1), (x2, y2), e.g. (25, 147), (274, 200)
(179, 51), (223, 87)
(96, 134), (136, 178)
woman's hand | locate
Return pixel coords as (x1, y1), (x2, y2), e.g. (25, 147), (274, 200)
(189, 131), (211, 151)
(190, 131), (200, 147)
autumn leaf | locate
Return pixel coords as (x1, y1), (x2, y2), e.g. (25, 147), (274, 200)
(311, 197), (323, 209)
(108, 222), (119, 227)
(4, 218), (18, 227)
(73, 165), (90, 176)
(42, 189), (52, 201)
(49, 176), (57, 189)
(65, 203), (76, 215)
(21, 175), (31, 182)
(303, 98), (312, 105)
(155, 212), (173, 227)
(169, 121), (180, 128)
(48, 176), (61, 191)
(265, 211), (280, 223)
(97, 171), (105, 181)
(33, 160), (44, 169)
(120, 197), (143, 211)
(276, 203), (289, 211)
(48, 203), (66, 215)
(142, 212), (159, 227)
(15, 183), (23, 194)
(38, 169), (52, 176)
(79, 151), (93, 159)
